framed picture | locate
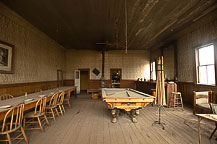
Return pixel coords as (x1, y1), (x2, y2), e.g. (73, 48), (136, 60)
(0, 41), (14, 73)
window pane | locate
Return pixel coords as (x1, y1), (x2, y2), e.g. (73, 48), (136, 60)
(199, 45), (214, 65)
(207, 65), (215, 85)
(152, 70), (156, 80)
(152, 62), (155, 71)
(199, 66), (207, 84)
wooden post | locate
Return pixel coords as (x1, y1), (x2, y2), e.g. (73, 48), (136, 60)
(101, 50), (105, 78)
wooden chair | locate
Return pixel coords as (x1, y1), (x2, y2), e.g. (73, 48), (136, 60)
(209, 103), (217, 140)
(193, 91), (212, 114)
(34, 89), (42, 93)
(56, 92), (65, 116)
(45, 93), (59, 121)
(23, 97), (49, 132)
(0, 94), (13, 100)
(0, 103), (28, 144)
(63, 90), (71, 108)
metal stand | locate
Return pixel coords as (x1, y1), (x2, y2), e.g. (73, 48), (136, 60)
(152, 105), (166, 130)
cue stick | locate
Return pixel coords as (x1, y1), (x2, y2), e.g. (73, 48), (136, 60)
(126, 91), (131, 97)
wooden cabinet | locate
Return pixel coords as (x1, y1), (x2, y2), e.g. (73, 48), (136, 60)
(135, 81), (177, 107)
(166, 83), (177, 107)
(135, 81), (156, 95)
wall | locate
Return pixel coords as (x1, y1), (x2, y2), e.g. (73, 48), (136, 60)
(177, 20), (217, 82)
(164, 45), (175, 81)
(65, 50), (150, 80)
(65, 50), (150, 89)
(0, 3), (65, 85)
(151, 19), (217, 105)
(177, 19), (217, 105)
(105, 50), (150, 80)
(65, 50), (101, 80)
(150, 45), (175, 81)
(0, 3), (65, 96)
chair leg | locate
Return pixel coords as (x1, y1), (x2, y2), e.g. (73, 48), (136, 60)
(209, 125), (217, 140)
(55, 108), (59, 117)
(68, 100), (71, 108)
(20, 127), (28, 144)
(59, 105), (63, 116)
(62, 104), (65, 113)
(37, 117), (43, 132)
(51, 108), (56, 121)
(6, 133), (12, 144)
(23, 118), (26, 130)
(180, 93), (184, 111)
(44, 115), (50, 126)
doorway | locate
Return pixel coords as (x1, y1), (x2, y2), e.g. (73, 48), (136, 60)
(79, 69), (89, 93)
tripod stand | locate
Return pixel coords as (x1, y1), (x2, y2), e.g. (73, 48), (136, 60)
(152, 104), (166, 130)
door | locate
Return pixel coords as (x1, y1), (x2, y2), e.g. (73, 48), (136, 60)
(74, 70), (80, 94)
(57, 70), (63, 87)
(80, 71), (89, 91)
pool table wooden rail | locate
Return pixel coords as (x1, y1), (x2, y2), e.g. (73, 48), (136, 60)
(101, 88), (155, 111)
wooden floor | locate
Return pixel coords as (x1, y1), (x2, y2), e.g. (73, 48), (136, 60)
(24, 94), (217, 144)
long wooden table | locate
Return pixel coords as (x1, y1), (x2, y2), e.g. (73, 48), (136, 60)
(0, 86), (76, 121)
(196, 114), (217, 144)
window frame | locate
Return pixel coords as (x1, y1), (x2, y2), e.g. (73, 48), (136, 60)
(150, 60), (157, 81)
(194, 40), (217, 86)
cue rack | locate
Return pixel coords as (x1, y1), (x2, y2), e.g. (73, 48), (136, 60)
(152, 56), (166, 130)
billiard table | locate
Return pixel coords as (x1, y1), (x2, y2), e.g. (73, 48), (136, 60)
(101, 88), (155, 123)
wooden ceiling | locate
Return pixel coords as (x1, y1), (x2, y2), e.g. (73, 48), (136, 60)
(2, 0), (217, 50)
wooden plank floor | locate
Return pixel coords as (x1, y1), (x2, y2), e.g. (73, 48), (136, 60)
(25, 94), (217, 144)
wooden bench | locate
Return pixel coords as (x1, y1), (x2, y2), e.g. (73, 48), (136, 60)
(87, 89), (99, 94)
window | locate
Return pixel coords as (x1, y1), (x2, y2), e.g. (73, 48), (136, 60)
(150, 61), (156, 81)
(196, 44), (215, 85)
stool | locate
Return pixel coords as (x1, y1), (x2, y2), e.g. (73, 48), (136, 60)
(171, 92), (184, 110)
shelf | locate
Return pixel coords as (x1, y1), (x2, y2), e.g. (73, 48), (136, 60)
(112, 83), (120, 85)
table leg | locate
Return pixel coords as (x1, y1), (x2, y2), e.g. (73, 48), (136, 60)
(135, 109), (140, 115)
(111, 109), (118, 123)
(130, 110), (138, 123)
(198, 117), (201, 144)
(75, 89), (77, 98)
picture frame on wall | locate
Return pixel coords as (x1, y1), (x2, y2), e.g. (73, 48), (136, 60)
(0, 41), (14, 73)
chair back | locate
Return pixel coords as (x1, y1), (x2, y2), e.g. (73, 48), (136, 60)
(57, 91), (65, 104)
(193, 91), (212, 104)
(0, 94), (14, 100)
(34, 97), (47, 115)
(209, 103), (217, 114)
(1, 103), (24, 132)
(35, 89), (42, 93)
(49, 93), (58, 106)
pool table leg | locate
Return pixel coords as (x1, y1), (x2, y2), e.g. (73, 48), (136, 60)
(135, 109), (140, 115)
(130, 110), (138, 123)
(111, 109), (119, 123)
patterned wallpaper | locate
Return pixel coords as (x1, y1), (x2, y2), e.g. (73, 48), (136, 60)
(65, 50), (150, 80)
(0, 3), (65, 84)
(150, 46), (175, 81)
(177, 19), (217, 82)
